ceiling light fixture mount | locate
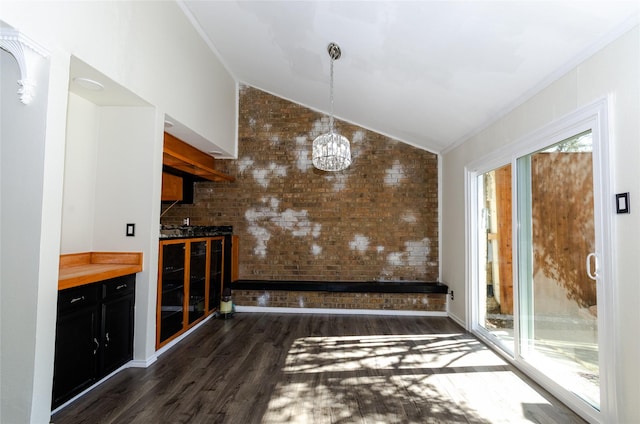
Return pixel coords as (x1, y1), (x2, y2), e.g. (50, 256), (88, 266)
(73, 76), (105, 91)
(312, 42), (351, 172)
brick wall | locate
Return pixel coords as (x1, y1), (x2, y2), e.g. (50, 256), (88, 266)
(161, 84), (439, 285)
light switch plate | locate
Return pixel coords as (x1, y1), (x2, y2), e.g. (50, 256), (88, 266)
(126, 223), (136, 236)
(616, 193), (630, 214)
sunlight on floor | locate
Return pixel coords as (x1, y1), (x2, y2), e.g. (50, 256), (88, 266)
(263, 333), (562, 423)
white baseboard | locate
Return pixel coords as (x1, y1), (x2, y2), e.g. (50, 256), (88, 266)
(155, 313), (215, 357)
(128, 356), (157, 368)
(51, 362), (129, 415)
(448, 312), (466, 329)
(235, 305), (448, 317)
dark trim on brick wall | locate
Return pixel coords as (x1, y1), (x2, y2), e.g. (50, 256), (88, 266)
(229, 280), (448, 294)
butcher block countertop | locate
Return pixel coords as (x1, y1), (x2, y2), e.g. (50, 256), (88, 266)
(58, 252), (143, 290)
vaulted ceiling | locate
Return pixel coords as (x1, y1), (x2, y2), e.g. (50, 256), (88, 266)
(181, 1), (639, 154)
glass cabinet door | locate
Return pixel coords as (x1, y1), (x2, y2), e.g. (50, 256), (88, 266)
(159, 242), (185, 344)
(158, 236), (229, 349)
(188, 241), (207, 324)
(207, 237), (224, 313)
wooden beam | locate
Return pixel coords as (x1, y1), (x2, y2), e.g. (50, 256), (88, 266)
(163, 132), (235, 182)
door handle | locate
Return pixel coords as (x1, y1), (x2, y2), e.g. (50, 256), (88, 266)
(586, 252), (598, 280)
(93, 338), (100, 355)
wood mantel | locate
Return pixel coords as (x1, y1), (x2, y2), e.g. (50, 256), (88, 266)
(58, 252), (143, 290)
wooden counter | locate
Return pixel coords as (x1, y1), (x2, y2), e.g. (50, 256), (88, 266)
(59, 252), (143, 290)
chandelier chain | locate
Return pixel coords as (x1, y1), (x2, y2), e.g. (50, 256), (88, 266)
(329, 54), (335, 132)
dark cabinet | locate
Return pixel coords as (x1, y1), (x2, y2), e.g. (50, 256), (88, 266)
(52, 284), (100, 408)
(52, 275), (135, 409)
(157, 236), (226, 349)
(101, 279), (135, 375)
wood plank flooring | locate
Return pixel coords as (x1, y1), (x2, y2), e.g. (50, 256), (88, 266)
(51, 313), (586, 424)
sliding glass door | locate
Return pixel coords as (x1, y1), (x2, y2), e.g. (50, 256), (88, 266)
(517, 131), (599, 409)
(476, 164), (514, 353)
(468, 102), (613, 422)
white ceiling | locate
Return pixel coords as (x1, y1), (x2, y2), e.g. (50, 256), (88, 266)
(182, 0), (639, 154)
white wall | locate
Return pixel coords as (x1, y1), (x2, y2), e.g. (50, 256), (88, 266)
(1, 46), (43, 424)
(2, 0), (237, 156)
(442, 26), (640, 422)
(1, 2), (237, 422)
(1, 43), (67, 423)
(60, 93), (99, 253)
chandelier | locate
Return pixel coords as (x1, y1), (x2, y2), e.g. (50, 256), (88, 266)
(312, 42), (351, 172)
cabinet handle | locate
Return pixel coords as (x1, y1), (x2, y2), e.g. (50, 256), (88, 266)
(93, 338), (100, 355)
(116, 284), (127, 290)
(105, 332), (110, 347)
(70, 296), (85, 304)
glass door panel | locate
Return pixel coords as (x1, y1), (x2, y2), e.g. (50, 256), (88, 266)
(188, 241), (207, 324)
(160, 242), (185, 343)
(207, 238), (224, 313)
(517, 131), (599, 409)
(477, 164), (514, 351)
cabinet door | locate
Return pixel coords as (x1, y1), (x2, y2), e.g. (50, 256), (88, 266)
(158, 242), (186, 345)
(52, 306), (99, 408)
(207, 237), (224, 313)
(161, 172), (183, 201)
(101, 294), (135, 375)
(188, 241), (207, 324)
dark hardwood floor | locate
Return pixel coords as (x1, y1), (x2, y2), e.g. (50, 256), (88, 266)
(51, 313), (586, 424)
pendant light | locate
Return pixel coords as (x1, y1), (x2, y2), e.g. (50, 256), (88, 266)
(312, 42), (351, 172)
